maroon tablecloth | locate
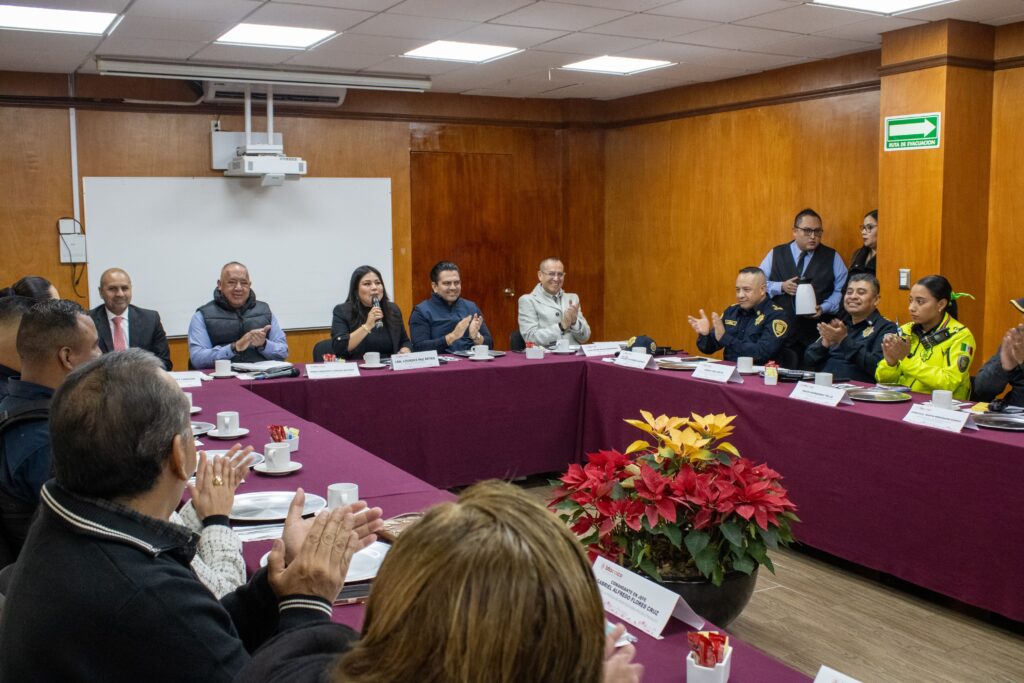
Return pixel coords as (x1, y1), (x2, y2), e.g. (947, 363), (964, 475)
(248, 354), (589, 488)
(581, 359), (1024, 622)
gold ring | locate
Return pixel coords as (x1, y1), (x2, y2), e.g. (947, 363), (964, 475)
(212, 476), (224, 486)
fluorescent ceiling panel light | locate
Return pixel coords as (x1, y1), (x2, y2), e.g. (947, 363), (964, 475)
(811, 0), (958, 15)
(0, 4), (117, 35)
(403, 40), (520, 63)
(217, 23), (335, 49)
(95, 58), (431, 92)
(561, 56), (673, 76)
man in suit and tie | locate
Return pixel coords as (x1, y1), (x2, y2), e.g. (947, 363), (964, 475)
(518, 257), (591, 346)
(89, 268), (172, 370)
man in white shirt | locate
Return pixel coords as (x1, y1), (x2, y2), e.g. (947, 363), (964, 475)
(89, 268), (172, 370)
(518, 258), (591, 347)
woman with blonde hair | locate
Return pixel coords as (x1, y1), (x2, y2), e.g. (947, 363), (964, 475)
(237, 480), (642, 683)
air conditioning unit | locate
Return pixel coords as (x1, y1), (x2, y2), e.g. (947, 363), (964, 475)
(202, 81), (347, 108)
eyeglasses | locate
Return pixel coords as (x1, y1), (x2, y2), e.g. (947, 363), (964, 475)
(542, 271), (566, 279)
(860, 224), (877, 232)
(795, 228), (824, 237)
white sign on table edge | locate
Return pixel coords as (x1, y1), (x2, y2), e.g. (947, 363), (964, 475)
(390, 350), (440, 371)
(582, 342), (622, 357)
(903, 403), (977, 433)
(789, 381), (853, 407)
(306, 362), (361, 379)
(614, 350), (653, 370)
(592, 556), (704, 639)
(813, 664), (863, 683)
(692, 362), (743, 384)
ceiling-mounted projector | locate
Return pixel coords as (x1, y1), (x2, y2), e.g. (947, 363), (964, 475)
(224, 153), (307, 187)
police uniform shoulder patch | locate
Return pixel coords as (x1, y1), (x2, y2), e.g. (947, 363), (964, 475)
(862, 327), (874, 338)
(772, 319), (788, 338)
(957, 354), (970, 372)
(755, 312), (765, 326)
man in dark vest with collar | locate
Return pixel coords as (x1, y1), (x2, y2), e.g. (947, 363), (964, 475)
(759, 208), (848, 365)
(187, 261), (288, 369)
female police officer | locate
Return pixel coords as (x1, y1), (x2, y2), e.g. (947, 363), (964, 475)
(876, 275), (975, 400)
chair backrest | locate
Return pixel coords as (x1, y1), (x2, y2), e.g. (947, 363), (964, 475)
(312, 339), (334, 363)
(509, 329), (526, 352)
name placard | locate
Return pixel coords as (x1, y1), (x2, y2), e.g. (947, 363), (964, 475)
(169, 371), (207, 388)
(789, 382), (852, 407)
(903, 404), (977, 433)
(692, 362), (743, 384)
(814, 665), (864, 683)
(306, 363), (361, 379)
(592, 556), (704, 639)
(582, 342), (622, 357)
(614, 350), (652, 370)
(390, 351), (440, 372)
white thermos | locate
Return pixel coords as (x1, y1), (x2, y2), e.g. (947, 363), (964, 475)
(794, 281), (816, 316)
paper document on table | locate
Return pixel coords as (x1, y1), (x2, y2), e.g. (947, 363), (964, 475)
(234, 524), (285, 542)
(232, 361), (293, 372)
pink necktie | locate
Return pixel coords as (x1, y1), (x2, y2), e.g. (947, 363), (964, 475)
(113, 316), (127, 351)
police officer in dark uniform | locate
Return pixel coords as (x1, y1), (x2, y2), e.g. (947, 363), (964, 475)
(804, 273), (896, 382)
(688, 267), (790, 363)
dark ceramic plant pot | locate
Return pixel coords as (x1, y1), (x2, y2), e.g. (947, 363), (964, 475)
(659, 566), (758, 628)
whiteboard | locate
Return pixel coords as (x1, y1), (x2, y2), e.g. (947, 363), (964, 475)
(83, 177), (392, 337)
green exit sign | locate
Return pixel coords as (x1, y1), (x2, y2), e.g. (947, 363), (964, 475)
(884, 113), (941, 151)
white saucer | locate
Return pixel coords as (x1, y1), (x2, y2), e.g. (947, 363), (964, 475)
(190, 406), (202, 414)
(360, 363), (387, 369)
(207, 427), (250, 439)
(468, 355), (493, 361)
(551, 349), (575, 355)
(210, 371), (238, 379)
(253, 461), (302, 476)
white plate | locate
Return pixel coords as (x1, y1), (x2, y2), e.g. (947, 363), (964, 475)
(210, 371), (238, 379)
(253, 461), (302, 476)
(198, 449), (264, 468)
(551, 349), (576, 355)
(207, 427), (250, 439)
(230, 491), (326, 522)
(259, 540), (390, 582)
(190, 406), (202, 414)
(360, 363), (387, 369)
(191, 421), (215, 436)
(468, 355), (493, 361)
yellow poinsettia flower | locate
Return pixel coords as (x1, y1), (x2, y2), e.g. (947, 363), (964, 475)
(688, 412), (736, 440)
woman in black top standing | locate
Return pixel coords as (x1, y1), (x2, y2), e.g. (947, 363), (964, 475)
(330, 265), (412, 360)
(849, 209), (878, 277)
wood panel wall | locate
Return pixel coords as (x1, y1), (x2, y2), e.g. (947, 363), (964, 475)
(603, 91), (880, 350)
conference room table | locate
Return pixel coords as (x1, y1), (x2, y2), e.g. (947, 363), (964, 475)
(186, 368), (809, 682)
(235, 352), (1024, 624)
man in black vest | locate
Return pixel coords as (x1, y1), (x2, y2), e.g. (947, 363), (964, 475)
(89, 268), (172, 370)
(187, 262), (288, 369)
(758, 208), (848, 365)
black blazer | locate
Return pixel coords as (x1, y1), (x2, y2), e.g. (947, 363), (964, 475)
(330, 301), (412, 360)
(90, 304), (172, 370)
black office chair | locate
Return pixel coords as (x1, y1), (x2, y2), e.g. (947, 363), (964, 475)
(509, 330), (526, 352)
(312, 339), (334, 362)
(775, 347), (801, 370)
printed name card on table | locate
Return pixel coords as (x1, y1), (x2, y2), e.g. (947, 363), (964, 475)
(614, 350), (653, 370)
(903, 404), (978, 433)
(789, 382), (853, 407)
(390, 350), (440, 372)
(813, 665), (863, 683)
(692, 362), (743, 384)
(168, 371), (206, 388)
(592, 556), (704, 639)
(582, 342), (622, 357)
(306, 363), (361, 380)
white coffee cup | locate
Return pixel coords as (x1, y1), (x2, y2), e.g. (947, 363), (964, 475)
(363, 351), (381, 366)
(327, 483), (359, 509)
(815, 372), (833, 387)
(217, 411), (240, 434)
(555, 338), (570, 352)
(214, 359), (232, 376)
(932, 389), (954, 410)
(184, 392), (193, 410)
(472, 344), (489, 358)
(737, 356), (754, 373)
(264, 442), (291, 471)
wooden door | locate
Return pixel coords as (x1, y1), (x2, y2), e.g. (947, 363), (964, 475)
(410, 151), (520, 349)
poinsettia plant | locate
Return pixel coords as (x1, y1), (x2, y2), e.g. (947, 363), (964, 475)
(549, 411), (799, 586)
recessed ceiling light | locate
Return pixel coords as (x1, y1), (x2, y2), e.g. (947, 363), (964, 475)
(811, 0), (958, 15)
(561, 56), (673, 76)
(404, 40), (521, 63)
(0, 4), (117, 35)
(216, 23), (336, 50)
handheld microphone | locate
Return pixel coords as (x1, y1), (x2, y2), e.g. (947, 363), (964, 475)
(255, 366), (300, 380)
(372, 296), (383, 329)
